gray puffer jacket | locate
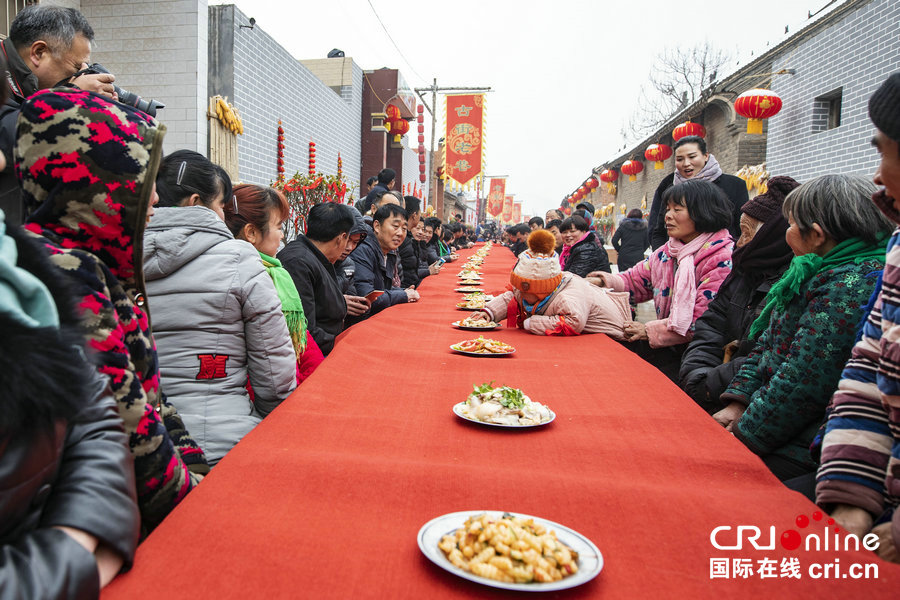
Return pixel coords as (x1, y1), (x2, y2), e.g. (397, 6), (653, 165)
(143, 206), (296, 465)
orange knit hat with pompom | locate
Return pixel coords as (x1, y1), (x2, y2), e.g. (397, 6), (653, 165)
(509, 229), (563, 296)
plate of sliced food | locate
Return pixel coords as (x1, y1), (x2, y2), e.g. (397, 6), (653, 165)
(451, 315), (500, 331)
(418, 511), (601, 591)
(450, 337), (514, 356)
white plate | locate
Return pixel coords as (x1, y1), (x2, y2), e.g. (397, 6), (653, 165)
(452, 402), (555, 428)
(418, 510), (602, 592)
(451, 321), (501, 331)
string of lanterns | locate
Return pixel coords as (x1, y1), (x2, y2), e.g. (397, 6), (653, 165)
(561, 88), (782, 202)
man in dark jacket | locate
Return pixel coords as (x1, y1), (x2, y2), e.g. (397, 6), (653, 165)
(611, 209), (650, 272)
(361, 168), (395, 214)
(278, 202), (355, 355)
(399, 196), (426, 288)
(347, 203), (419, 326)
(333, 207), (371, 320)
(0, 5), (117, 225)
(678, 177), (799, 412)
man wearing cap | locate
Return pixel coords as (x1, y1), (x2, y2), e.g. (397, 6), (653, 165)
(815, 72), (900, 563)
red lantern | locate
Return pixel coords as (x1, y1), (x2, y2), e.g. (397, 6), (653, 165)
(385, 104), (401, 122)
(418, 124), (424, 134)
(573, 190), (583, 201)
(420, 173), (426, 183)
(621, 159), (644, 182)
(391, 118), (409, 143)
(644, 144), (673, 170)
(734, 88), (783, 134)
(672, 121), (706, 141)
(586, 176), (599, 189)
(599, 169), (618, 183)
(419, 164), (426, 173)
(578, 185), (587, 195)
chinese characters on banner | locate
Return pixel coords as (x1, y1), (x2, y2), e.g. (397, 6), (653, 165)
(487, 178), (505, 217)
(445, 94), (484, 186)
(512, 201), (522, 224)
(501, 195), (514, 224)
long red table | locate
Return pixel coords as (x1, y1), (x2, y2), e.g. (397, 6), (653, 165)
(105, 244), (900, 598)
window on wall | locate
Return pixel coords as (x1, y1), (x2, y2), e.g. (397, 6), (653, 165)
(0, 0), (34, 40)
(812, 88), (842, 133)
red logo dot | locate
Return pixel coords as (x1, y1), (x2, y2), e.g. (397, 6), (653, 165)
(781, 529), (802, 551)
(796, 515), (809, 528)
(812, 511), (823, 521)
(827, 518), (835, 526)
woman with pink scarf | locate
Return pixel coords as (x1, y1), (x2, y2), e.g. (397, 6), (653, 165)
(590, 179), (733, 381)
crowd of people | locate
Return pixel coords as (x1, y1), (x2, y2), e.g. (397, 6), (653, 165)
(1, 5), (899, 595)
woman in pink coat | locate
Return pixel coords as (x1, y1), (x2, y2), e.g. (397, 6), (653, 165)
(591, 178), (734, 381)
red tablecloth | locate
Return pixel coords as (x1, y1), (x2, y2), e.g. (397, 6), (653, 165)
(105, 244), (900, 599)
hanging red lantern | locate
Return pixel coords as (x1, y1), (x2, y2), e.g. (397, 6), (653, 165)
(419, 164), (426, 173)
(586, 176), (599, 190)
(578, 185), (588, 196)
(599, 169), (618, 183)
(385, 104), (401, 122)
(420, 173), (426, 183)
(621, 159), (644, 182)
(391, 118), (409, 143)
(734, 88), (783, 134)
(573, 190), (583, 201)
(672, 121), (706, 141)
(418, 134), (424, 144)
(418, 124), (424, 134)
(644, 144), (673, 170)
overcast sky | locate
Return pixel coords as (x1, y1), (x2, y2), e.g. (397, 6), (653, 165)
(215, 0), (838, 216)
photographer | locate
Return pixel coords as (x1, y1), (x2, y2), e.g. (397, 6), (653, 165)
(0, 5), (116, 225)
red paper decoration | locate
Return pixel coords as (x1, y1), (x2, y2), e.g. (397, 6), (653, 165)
(276, 120), (285, 182)
(586, 177), (599, 190)
(644, 144), (673, 170)
(308, 141), (316, 175)
(734, 89), (783, 134)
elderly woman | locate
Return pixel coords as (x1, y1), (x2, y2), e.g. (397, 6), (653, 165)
(678, 176), (800, 412)
(647, 135), (748, 249)
(559, 214), (611, 276)
(713, 175), (892, 482)
(591, 179), (734, 381)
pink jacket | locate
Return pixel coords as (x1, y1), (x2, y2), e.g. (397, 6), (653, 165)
(605, 232), (733, 348)
(483, 273), (631, 338)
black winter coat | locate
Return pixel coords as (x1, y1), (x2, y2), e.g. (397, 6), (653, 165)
(346, 233), (408, 325)
(611, 218), (649, 271)
(0, 38), (42, 226)
(399, 234), (429, 288)
(278, 235), (348, 355)
(562, 231), (611, 276)
(1, 226), (139, 599)
(648, 172), (749, 250)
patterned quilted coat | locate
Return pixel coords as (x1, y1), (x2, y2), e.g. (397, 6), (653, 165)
(17, 88), (208, 534)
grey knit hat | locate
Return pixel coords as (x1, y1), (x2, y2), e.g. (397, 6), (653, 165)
(869, 73), (900, 142)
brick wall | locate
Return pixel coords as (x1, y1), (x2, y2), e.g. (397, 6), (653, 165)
(766, 0), (900, 181)
(213, 5), (362, 191)
(81, 0), (208, 156)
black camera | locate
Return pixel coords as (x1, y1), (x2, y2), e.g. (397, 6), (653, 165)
(75, 63), (165, 117)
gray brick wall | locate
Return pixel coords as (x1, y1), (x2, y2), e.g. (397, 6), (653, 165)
(82, 0), (208, 156)
(767, 0), (900, 181)
(223, 5), (362, 192)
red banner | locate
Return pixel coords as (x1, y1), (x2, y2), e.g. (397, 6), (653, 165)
(501, 195), (514, 224)
(512, 201), (522, 224)
(445, 94), (484, 186)
(487, 178), (505, 217)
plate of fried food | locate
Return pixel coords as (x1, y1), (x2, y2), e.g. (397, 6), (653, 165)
(455, 286), (484, 293)
(418, 511), (602, 592)
(451, 315), (500, 331)
(450, 337), (514, 356)
(458, 279), (482, 286)
(453, 382), (553, 427)
(458, 270), (481, 279)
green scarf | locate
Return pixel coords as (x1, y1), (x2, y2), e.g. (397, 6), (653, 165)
(259, 251), (308, 356)
(748, 233), (889, 341)
(438, 239), (451, 257)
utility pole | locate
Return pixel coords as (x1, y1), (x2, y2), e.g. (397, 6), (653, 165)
(414, 81), (491, 221)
